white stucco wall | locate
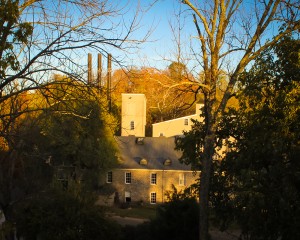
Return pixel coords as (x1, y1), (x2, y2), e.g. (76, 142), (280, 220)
(121, 93), (147, 137)
(152, 104), (204, 137)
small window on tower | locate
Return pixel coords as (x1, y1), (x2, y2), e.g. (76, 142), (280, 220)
(130, 121), (135, 130)
(184, 118), (189, 126)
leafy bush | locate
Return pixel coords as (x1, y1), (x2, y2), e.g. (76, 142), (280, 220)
(15, 189), (121, 240)
(120, 196), (199, 240)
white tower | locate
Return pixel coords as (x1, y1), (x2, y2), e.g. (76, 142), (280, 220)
(121, 93), (146, 137)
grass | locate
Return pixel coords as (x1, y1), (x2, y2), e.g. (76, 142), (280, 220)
(106, 205), (157, 219)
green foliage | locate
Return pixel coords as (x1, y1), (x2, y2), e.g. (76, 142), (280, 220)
(120, 197), (199, 240)
(165, 183), (199, 201)
(121, 185), (199, 240)
(0, 77), (118, 240)
(239, 36), (300, 93)
(151, 198), (199, 240)
(212, 36), (300, 239)
(15, 188), (121, 240)
(175, 119), (206, 171)
(0, 0), (33, 78)
(0, 113), (54, 226)
(168, 61), (187, 81)
(37, 79), (118, 190)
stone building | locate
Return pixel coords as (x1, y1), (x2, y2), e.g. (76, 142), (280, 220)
(104, 136), (198, 205)
(99, 93), (199, 205)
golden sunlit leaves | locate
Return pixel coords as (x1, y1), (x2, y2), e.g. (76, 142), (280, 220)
(111, 66), (203, 123)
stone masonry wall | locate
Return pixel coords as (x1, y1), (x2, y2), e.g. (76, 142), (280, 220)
(104, 169), (199, 205)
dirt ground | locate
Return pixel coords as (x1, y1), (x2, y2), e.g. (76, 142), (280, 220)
(109, 215), (149, 226)
(209, 229), (240, 240)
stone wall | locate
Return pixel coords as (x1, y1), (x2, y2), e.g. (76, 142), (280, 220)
(102, 169), (199, 205)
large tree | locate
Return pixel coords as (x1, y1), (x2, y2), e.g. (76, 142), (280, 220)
(0, 0), (145, 97)
(37, 77), (119, 190)
(211, 36), (300, 240)
(0, 77), (119, 238)
(0, 0), (146, 223)
(175, 1), (300, 239)
(0, 0), (147, 144)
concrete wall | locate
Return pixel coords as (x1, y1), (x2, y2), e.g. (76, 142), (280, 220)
(152, 104), (204, 137)
(101, 169), (199, 205)
(121, 94), (146, 137)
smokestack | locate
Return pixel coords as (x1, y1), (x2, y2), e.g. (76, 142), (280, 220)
(97, 53), (102, 89)
(88, 53), (92, 84)
(107, 53), (112, 111)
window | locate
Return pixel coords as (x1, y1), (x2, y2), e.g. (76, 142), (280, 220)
(160, 133), (164, 137)
(150, 173), (157, 185)
(139, 158), (148, 165)
(107, 171), (112, 183)
(150, 192), (156, 204)
(130, 121), (135, 130)
(179, 173), (185, 186)
(164, 159), (172, 166)
(125, 172), (131, 184)
(184, 118), (189, 126)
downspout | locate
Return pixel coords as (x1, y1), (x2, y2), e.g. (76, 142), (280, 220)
(162, 170), (165, 203)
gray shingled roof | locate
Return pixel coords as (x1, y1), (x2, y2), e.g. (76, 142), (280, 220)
(114, 136), (191, 171)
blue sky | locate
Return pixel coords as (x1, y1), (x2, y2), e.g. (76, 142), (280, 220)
(90, 0), (290, 73)
(134, 1), (183, 68)
(17, 0), (294, 83)
(115, 0), (260, 71)
(112, 0), (193, 70)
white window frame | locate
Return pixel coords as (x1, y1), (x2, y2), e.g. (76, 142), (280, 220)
(150, 173), (157, 185)
(107, 171), (112, 183)
(179, 173), (185, 186)
(150, 192), (156, 204)
(125, 172), (131, 184)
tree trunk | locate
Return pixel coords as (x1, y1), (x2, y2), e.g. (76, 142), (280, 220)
(2, 205), (15, 240)
(199, 129), (215, 240)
